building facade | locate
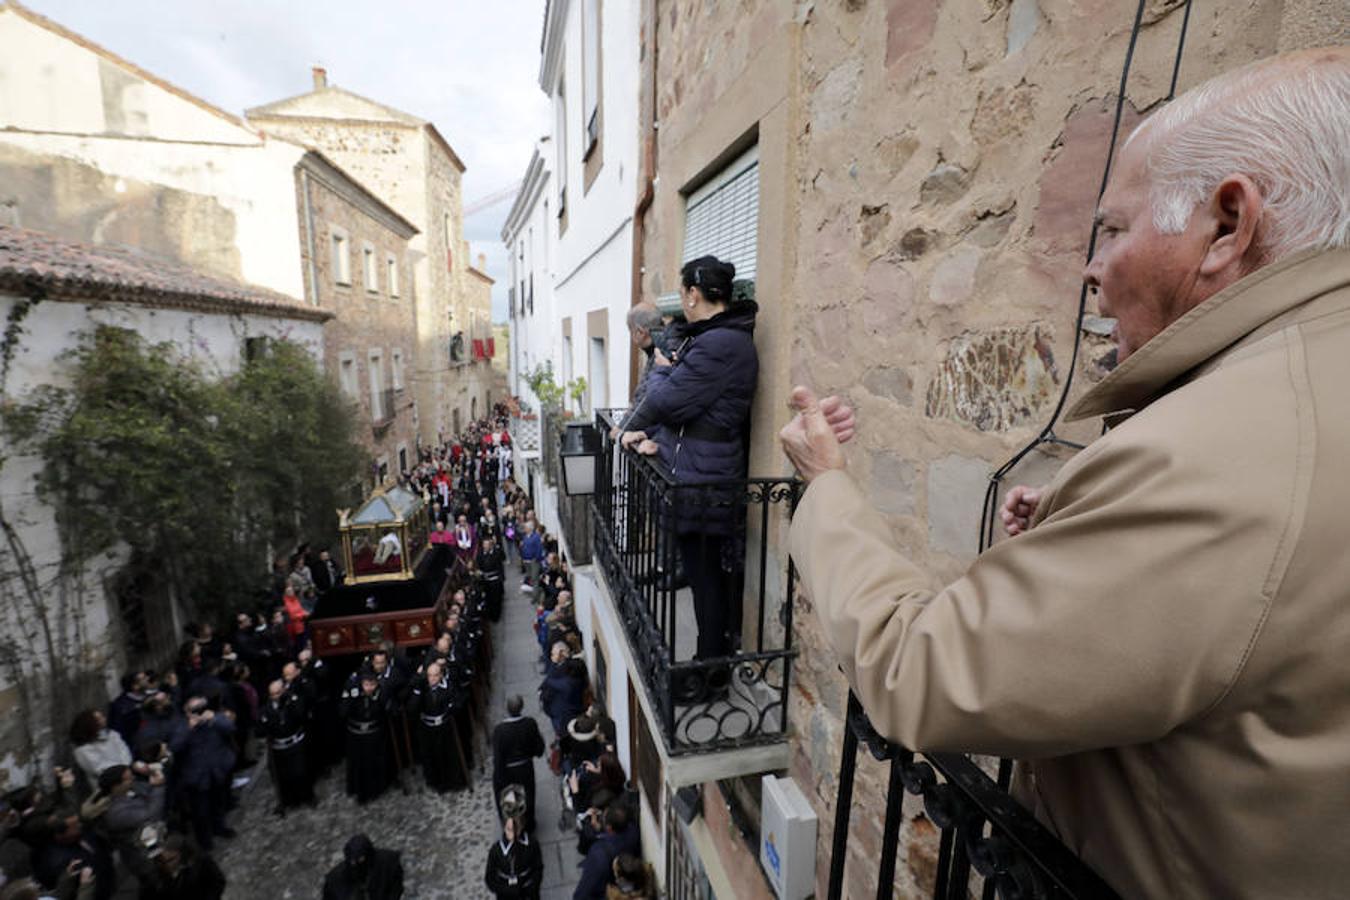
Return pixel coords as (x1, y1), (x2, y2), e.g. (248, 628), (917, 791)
(501, 144), (554, 411)
(0, 2), (309, 298)
(510, 0), (1347, 897)
(465, 253), (506, 417)
(0, 224), (329, 786)
(248, 70), (495, 443)
(536, 0), (642, 415)
(296, 151), (421, 482)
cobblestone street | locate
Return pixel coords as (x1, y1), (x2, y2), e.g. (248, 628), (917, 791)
(216, 561), (579, 899)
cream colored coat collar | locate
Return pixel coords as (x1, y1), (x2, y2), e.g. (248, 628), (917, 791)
(1067, 247), (1350, 421)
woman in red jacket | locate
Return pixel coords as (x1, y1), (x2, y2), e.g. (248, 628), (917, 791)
(282, 586), (308, 650)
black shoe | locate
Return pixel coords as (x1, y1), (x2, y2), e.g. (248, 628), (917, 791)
(672, 675), (707, 705)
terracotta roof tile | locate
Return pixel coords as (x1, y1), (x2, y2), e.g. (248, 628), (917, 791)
(0, 225), (331, 322)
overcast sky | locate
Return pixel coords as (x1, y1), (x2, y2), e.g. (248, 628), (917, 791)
(26, 0), (550, 322)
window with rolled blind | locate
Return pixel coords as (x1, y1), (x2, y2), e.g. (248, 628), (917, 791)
(681, 144), (759, 284)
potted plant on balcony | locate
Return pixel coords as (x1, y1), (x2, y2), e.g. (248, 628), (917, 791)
(564, 377), (587, 420)
(525, 363), (565, 414)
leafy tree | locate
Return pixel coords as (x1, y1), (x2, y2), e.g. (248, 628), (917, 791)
(9, 327), (367, 633)
(217, 338), (366, 606)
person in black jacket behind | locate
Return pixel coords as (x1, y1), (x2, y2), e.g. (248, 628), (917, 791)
(572, 805), (639, 900)
(619, 255), (758, 701)
(140, 834), (225, 900)
(484, 802), (543, 900)
(491, 696), (545, 834)
(322, 833), (403, 900)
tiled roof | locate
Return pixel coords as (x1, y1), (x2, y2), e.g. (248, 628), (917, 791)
(0, 225), (331, 322)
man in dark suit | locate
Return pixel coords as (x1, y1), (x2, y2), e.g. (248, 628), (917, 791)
(490, 695), (545, 834)
(309, 548), (344, 596)
(477, 536), (506, 623)
(107, 670), (150, 747)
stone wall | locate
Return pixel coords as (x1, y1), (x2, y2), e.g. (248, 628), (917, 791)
(250, 113), (482, 442)
(426, 131), (470, 435)
(637, 0), (1311, 895)
(298, 169), (419, 477)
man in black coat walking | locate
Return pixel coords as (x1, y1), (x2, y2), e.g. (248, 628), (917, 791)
(491, 696), (545, 833)
(257, 679), (314, 815)
(484, 810), (543, 900)
(322, 833), (403, 900)
(477, 536), (506, 622)
(107, 670), (150, 747)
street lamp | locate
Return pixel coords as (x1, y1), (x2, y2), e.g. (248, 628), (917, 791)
(559, 421), (602, 496)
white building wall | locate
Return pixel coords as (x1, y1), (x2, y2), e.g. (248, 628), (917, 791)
(0, 8), (309, 300)
(0, 10), (257, 145)
(0, 131), (308, 298)
(504, 156), (556, 413)
(549, 0), (641, 413)
(0, 290), (323, 786)
(503, 0), (647, 861)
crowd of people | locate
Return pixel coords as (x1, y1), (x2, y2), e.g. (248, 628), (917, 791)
(0, 405), (659, 900)
(481, 436), (653, 899)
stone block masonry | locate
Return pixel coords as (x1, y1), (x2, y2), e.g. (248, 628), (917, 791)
(637, 0), (1311, 895)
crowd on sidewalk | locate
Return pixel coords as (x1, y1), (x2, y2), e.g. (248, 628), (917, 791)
(482, 422), (655, 900)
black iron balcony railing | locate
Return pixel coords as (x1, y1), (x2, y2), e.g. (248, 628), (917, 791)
(590, 410), (800, 755)
(829, 692), (1121, 900)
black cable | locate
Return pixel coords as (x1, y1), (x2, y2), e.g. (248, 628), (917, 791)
(976, 0), (1157, 555)
(1168, 0), (1195, 101)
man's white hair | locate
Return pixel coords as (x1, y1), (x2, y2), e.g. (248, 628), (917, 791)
(1131, 48), (1350, 262)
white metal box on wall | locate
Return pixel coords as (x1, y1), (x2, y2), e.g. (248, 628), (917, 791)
(760, 774), (818, 900)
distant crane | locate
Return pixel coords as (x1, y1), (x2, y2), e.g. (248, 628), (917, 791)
(463, 181), (523, 217)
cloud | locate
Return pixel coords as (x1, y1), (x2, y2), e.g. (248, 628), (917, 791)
(25, 0), (550, 321)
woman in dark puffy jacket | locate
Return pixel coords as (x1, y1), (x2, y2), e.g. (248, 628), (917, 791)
(620, 255), (757, 699)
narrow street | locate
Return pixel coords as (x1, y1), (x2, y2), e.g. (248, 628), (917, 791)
(215, 560), (579, 899)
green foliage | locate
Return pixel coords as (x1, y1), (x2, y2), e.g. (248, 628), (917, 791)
(524, 363), (590, 414)
(9, 327), (367, 625)
(525, 362), (566, 411)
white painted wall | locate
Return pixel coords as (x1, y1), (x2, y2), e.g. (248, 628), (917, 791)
(0, 8), (309, 300)
(504, 153), (556, 412)
(0, 131), (309, 298)
(0, 290), (323, 786)
(548, 0), (641, 413)
(0, 10), (257, 145)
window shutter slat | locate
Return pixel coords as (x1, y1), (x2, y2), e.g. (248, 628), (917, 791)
(683, 155), (759, 289)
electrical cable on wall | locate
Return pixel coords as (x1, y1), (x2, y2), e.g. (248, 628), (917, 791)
(974, 0), (1195, 559)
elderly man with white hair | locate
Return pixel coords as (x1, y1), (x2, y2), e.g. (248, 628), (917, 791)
(780, 47), (1350, 899)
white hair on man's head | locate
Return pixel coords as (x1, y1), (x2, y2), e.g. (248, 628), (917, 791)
(1129, 48), (1350, 263)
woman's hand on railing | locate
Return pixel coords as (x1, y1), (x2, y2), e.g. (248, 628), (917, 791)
(636, 439), (659, 456)
(620, 430), (648, 450)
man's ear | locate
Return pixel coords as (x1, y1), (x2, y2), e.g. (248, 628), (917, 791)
(1199, 174), (1263, 276)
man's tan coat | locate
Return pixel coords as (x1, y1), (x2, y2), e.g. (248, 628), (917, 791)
(791, 248), (1350, 899)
